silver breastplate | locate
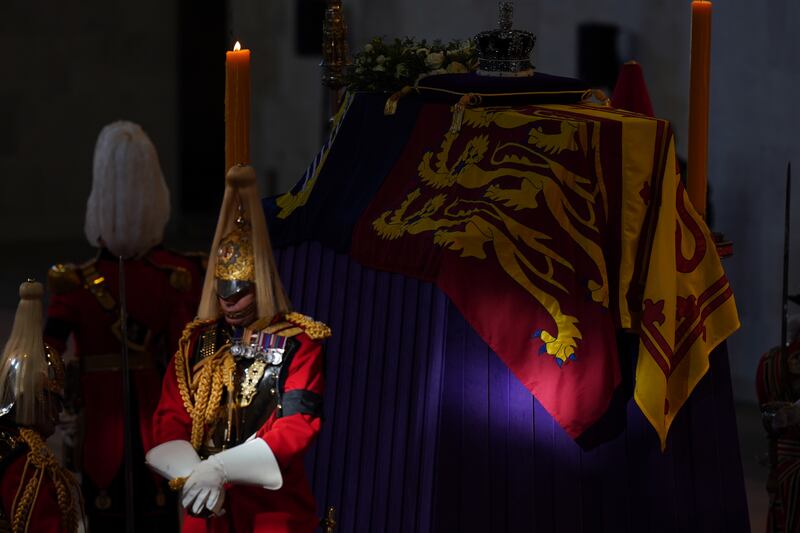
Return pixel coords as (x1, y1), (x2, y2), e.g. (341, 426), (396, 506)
(201, 329), (298, 454)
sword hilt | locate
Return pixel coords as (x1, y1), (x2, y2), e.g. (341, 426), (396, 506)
(320, 505), (337, 533)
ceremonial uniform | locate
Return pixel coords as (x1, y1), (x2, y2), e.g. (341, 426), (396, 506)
(44, 247), (204, 529)
(757, 342), (800, 533)
(153, 312), (327, 533)
(147, 164), (327, 532)
(0, 281), (85, 533)
(0, 424), (82, 532)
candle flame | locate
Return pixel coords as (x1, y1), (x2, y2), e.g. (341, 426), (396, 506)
(234, 41), (241, 52)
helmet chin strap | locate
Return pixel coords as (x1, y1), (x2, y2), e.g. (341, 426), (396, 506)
(222, 298), (257, 324)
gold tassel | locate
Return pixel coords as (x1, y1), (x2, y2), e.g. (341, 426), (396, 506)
(450, 93), (481, 133)
(384, 85), (413, 115)
(581, 89), (611, 107)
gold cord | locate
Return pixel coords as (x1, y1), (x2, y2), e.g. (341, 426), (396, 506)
(11, 428), (80, 533)
(168, 477), (187, 492)
(174, 319), (236, 449)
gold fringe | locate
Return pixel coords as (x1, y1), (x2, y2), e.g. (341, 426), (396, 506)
(285, 312), (332, 340)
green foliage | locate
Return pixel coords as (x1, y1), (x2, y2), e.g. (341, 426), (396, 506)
(346, 36), (478, 93)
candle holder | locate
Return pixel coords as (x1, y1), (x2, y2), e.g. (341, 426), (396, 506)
(321, 0), (350, 90)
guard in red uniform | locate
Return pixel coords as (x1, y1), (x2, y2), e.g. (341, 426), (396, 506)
(148, 165), (328, 533)
(757, 339), (800, 533)
(43, 121), (204, 531)
(0, 281), (85, 532)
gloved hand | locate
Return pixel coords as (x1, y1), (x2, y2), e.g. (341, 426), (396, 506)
(180, 438), (283, 514)
(182, 455), (226, 515)
(145, 440), (200, 480)
(57, 410), (79, 447)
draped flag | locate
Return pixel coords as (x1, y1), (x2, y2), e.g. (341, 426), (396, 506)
(350, 104), (624, 437)
(265, 85), (739, 444)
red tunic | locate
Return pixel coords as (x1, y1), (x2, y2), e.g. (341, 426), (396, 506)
(0, 453), (65, 532)
(0, 426), (82, 533)
(153, 320), (324, 533)
(44, 247), (203, 497)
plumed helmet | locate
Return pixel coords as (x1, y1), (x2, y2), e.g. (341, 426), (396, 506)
(84, 120), (171, 258)
(215, 211), (255, 300)
(0, 281), (65, 430)
(197, 165), (291, 319)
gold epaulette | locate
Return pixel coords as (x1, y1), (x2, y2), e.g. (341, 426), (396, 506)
(262, 321), (303, 338)
(182, 317), (217, 337)
(79, 260), (116, 311)
(145, 257), (195, 292)
(284, 312), (332, 340)
(47, 263), (81, 295)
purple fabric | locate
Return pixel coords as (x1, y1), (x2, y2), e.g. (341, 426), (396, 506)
(415, 72), (589, 98)
(275, 243), (749, 533)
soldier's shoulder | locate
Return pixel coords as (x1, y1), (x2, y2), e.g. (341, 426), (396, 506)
(47, 260), (90, 295)
(182, 317), (218, 337)
(280, 312), (332, 341)
(0, 426), (25, 466)
(160, 248), (209, 272)
(146, 248), (208, 292)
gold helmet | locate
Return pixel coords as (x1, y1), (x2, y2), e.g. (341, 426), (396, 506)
(215, 210), (255, 299)
(197, 165), (291, 319)
(0, 281), (65, 433)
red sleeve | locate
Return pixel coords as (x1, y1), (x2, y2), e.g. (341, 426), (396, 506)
(152, 355), (193, 447)
(258, 335), (325, 468)
(1, 454), (66, 532)
(43, 291), (80, 355)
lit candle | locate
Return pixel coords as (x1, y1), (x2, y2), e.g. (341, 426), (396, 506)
(687, 0), (712, 219)
(225, 41), (251, 172)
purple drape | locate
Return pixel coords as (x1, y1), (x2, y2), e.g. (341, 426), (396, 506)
(275, 242), (749, 533)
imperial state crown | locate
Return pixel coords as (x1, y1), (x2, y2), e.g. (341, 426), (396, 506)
(473, 2), (536, 76)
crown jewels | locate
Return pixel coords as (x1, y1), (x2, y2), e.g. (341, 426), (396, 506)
(473, 2), (536, 76)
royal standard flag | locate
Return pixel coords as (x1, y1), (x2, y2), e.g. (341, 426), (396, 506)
(266, 84), (739, 444)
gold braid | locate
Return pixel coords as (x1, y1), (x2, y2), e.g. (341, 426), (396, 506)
(173, 319), (235, 450)
(167, 349), (238, 492)
(174, 319), (216, 418)
(10, 428), (81, 533)
(285, 312), (332, 340)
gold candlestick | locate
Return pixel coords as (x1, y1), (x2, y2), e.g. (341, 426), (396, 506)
(321, 0), (349, 111)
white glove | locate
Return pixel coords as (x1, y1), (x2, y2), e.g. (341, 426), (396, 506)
(57, 411), (79, 447)
(182, 455), (226, 514)
(181, 438), (283, 514)
(145, 440), (201, 480)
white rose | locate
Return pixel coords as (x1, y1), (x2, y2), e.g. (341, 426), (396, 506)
(372, 65), (386, 72)
(425, 52), (444, 69)
(376, 54), (386, 65)
(364, 43), (374, 53)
